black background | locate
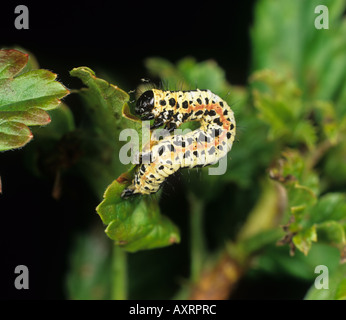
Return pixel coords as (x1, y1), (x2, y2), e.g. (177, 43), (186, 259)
(1, 0), (255, 87)
(1, 0), (258, 299)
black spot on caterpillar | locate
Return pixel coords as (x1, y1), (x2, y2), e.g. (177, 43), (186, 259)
(121, 89), (236, 198)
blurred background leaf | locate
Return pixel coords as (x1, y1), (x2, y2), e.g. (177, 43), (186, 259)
(251, 0), (346, 115)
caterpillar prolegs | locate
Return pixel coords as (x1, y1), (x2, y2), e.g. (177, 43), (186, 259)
(121, 89), (236, 198)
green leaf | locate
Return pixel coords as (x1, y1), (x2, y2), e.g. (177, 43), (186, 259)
(96, 174), (180, 252)
(0, 121), (33, 151)
(316, 221), (345, 247)
(272, 149), (320, 255)
(312, 194), (346, 258)
(96, 170), (137, 225)
(277, 149), (319, 204)
(0, 49), (69, 151)
(69, 67), (139, 197)
(251, 0), (346, 115)
(0, 48), (28, 79)
(311, 193), (346, 223)
(273, 150), (346, 259)
(70, 67), (129, 122)
(251, 70), (317, 149)
(292, 225), (317, 256)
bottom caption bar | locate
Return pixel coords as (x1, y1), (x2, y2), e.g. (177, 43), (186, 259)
(112, 301), (234, 318)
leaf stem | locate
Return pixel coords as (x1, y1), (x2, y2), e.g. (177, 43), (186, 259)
(188, 192), (206, 283)
(111, 245), (128, 300)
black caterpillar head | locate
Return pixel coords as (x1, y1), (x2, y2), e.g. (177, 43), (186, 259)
(135, 90), (155, 120)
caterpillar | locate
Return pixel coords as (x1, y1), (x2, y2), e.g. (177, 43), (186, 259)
(121, 88), (236, 198)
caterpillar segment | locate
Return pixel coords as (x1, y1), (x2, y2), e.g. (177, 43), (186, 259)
(121, 89), (236, 198)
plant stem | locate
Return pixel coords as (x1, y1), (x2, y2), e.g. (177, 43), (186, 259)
(111, 245), (128, 300)
(188, 192), (206, 283)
